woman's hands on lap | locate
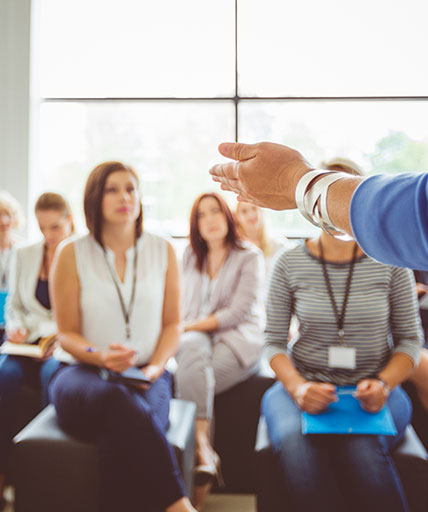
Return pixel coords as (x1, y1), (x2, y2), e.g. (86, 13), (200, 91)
(6, 328), (28, 344)
(292, 381), (337, 414)
(355, 378), (388, 412)
(142, 363), (163, 382)
(103, 344), (137, 373)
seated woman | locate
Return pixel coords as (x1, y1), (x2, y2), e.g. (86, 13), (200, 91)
(235, 200), (291, 273)
(261, 160), (422, 512)
(49, 162), (196, 512)
(0, 192), (73, 508)
(175, 192), (265, 507)
(412, 270), (428, 345)
(0, 191), (24, 341)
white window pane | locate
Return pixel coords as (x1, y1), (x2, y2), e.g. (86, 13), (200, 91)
(38, 0), (235, 98)
(239, 0), (428, 97)
(239, 100), (428, 235)
(34, 101), (235, 236)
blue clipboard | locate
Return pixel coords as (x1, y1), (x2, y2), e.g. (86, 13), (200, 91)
(0, 289), (7, 328)
(302, 386), (397, 436)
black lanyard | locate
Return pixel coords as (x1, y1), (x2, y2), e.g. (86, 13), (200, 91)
(103, 242), (138, 341)
(319, 239), (358, 343)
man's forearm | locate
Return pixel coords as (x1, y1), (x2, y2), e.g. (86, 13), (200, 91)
(325, 176), (364, 236)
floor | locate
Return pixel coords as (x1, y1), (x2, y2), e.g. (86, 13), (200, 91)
(204, 494), (256, 512)
(3, 488), (256, 512)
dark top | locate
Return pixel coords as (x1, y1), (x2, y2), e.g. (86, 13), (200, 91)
(414, 270), (428, 344)
(35, 279), (51, 311)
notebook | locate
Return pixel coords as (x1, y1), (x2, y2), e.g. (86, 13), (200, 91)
(99, 366), (152, 387)
(302, 386), (397, 436)
(0, 289), (7, 327)
(1, 335), (57, 358)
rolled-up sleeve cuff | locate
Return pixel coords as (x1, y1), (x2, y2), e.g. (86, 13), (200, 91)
(393, 345), (422, 367)
(214, 310), (233, 330)
(264, 344), (288, 364)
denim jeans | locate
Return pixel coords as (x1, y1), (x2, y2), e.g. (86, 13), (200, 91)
(49, 364), (186, 512)
(0, 354), (60, 472)
(261, 381), (411, 512)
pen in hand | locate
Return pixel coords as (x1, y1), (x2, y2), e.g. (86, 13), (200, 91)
(86, 344), (138, 372)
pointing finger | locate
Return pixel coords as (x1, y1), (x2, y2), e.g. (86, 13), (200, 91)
(209, 161), (239, 180)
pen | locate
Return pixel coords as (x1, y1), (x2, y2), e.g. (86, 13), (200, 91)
(86, 346), (139, 356)
(336, 389), (356, 396)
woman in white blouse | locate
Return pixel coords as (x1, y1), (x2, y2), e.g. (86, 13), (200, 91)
(50, 162), (196, 512)
(0, 192), (73, 510)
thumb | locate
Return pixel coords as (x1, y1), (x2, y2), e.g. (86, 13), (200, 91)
(357, 380), (371, 393)
(319, 383), (336, 393)
(218, 142), (257, 161)
(109, 343), (126, 351)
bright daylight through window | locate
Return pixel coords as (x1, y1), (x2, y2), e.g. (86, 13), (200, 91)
(34, 0), (428, 238)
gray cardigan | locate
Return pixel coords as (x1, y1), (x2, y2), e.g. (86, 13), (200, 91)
(181, 243), (265, 368)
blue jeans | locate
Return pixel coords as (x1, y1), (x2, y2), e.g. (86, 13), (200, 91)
(262, 381), (411, 512)
(0, 354), (60, 472)
(49, 364), (186, 512)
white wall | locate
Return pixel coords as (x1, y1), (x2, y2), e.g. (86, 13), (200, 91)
(0, 0), (32, 229)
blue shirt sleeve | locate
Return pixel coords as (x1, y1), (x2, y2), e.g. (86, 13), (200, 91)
(350, 173), (428, 269)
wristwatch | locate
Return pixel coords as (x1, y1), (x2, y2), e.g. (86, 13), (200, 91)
(376, 376), (390, 395)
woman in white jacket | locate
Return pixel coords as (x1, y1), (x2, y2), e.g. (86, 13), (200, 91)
(0, 192), (73, 509)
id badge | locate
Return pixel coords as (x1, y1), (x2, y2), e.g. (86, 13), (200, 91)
(328, 346), (356, 369)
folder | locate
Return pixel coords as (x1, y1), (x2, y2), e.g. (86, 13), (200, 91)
(0, 289), (7, 327)
(302, 386), (397, 436)
(99, 366), (152, 387)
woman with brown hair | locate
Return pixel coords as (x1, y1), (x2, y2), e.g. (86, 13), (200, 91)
(49, 162), (196, 512)
(0, 192), (74, 509)
(175, 192), (265, 509)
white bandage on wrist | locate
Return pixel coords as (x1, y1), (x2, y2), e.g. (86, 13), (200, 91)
(295, 169), (352, 239)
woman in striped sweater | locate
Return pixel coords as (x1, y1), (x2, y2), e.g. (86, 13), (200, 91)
(262, 160), (423, 512)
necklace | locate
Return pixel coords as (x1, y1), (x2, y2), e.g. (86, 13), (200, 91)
(207, 249), (228, 279)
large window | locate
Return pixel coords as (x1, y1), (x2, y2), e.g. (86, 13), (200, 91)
(33, 0), (428, 237)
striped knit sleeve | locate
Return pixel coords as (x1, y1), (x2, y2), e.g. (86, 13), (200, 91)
(389, 266), (423, 365)
(264, 253), (293, 363)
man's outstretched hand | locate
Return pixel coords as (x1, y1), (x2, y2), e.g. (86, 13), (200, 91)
(209, 141), (312, 210)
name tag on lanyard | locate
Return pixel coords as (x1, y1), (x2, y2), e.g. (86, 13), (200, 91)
(328, 345), (356, 369)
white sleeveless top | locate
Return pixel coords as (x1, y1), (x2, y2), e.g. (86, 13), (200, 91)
(59, 232), (168, 366)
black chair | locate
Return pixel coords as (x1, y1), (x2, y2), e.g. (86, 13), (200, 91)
(11, 400), (196, 512)
(255, 417), (428, 512)
(213, 373), (275, 493)
(402, 381), (428, 452)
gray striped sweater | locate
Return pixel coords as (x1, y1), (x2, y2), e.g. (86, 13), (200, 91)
(265, 242), (423, 386)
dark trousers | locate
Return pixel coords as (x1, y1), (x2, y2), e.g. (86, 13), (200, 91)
(262, 381), (411, 512)
(49, 364), (186, 512)
(0, 354), (60, 472)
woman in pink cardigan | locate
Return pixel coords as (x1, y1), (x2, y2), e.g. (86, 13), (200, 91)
(175, 192), (265, 508)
